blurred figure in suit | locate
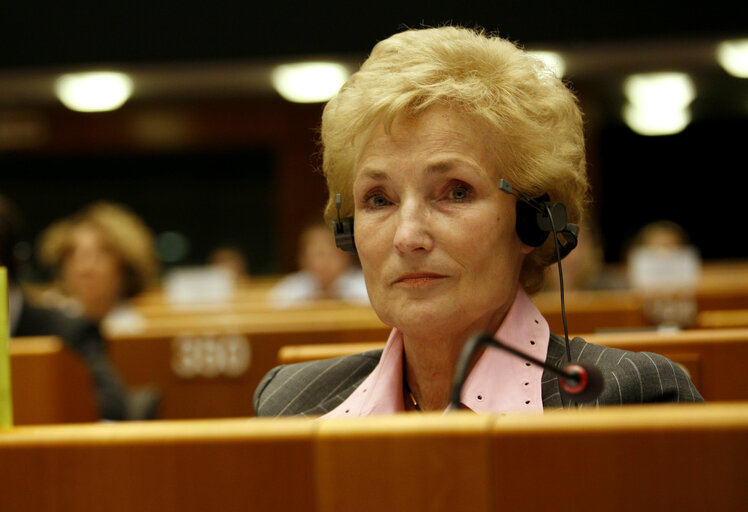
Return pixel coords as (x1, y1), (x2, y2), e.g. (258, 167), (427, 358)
(37, 201), (159, 335)
(270, 220), (369, 308)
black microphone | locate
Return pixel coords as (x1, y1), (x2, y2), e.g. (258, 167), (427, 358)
(449, 332), (604, 409)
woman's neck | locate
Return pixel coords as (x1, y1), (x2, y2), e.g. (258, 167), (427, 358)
(401, 332), (470, 411)
(400, 304), (511, 411)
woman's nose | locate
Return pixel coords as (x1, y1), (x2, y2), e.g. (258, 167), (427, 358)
(393, 201), (433, 254)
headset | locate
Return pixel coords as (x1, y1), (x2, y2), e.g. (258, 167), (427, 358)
(498, 179), (579, 260)
(332, 181), (579, 260)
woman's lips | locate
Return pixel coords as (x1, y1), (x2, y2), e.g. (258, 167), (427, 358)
(394, 272), (448, 287)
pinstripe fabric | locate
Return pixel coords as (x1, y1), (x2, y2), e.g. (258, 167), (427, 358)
(541, 334), (703, 408)
(254, 334), (703, 417)
(254, 350), (382, 417)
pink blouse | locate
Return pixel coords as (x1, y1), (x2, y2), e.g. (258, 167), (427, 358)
(321, 288), (550, 418)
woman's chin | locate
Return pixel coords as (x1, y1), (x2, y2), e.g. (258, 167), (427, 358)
(378, 302), (463, 339)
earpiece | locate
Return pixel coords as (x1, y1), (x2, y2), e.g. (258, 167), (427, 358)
(499, 179), (579, 260)
(332, 193), (357, 253)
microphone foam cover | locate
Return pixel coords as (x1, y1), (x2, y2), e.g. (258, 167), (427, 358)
(559, 362), (604, 404)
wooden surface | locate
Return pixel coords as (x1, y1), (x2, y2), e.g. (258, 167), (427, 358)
(107, 305), (390, 419)
(698, 309), (748, 328)
(278, 328), (748, 403)
(0, 403), (746, 512)
(123, 260), (748, 335)
(10, 336), (98, 424)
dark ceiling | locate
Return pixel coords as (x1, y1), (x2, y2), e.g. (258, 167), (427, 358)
(2, 2), (747, 69)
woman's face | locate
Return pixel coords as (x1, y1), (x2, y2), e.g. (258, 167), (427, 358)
(352, 105), (532, 341)
(62, 223), (126, 317)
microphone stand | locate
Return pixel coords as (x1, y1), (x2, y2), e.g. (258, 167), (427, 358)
(449, 332), (603, 410)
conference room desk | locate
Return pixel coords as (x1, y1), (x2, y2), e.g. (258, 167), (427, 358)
(278, 328), (748, 403)
(128, 280), (748, 345)
(698, 309), (748, 329)
(106, 305), (390, 419)
(9, 337), (98, 425)
(534, 284), (748, 334)
(0, 403), (745, 512)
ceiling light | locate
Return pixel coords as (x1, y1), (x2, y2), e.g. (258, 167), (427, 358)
(271, 62), (349, 103)
(624, 72), (695, 110)
(622, 72), (695, 136)
(716, 39), (748, 78)
(623, 102), (692, 136)
(55, 71), (134, 112)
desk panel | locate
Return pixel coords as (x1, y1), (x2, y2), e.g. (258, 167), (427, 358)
(0, 404), (745, 512)
(10, 337), (98, 424)
(108, 308), (389, 419)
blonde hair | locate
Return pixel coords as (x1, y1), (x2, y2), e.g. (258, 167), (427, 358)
(320, 25), (589, 293)
(38, 202), (159, 297)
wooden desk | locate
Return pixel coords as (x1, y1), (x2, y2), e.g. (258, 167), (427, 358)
(278, 328), (748, 403)
(10, 336), (98, 425)
(698, 309), (748, 329)
(124, 261), (748, 334)
(0, 403), (745, 511)
(534, 289), (649, 333)
(107, 306), (390, 419)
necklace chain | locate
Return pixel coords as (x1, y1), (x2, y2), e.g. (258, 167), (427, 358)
(407, 390), (421, 411)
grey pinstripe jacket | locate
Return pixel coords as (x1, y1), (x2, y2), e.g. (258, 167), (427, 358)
(253, 334), (704, 417)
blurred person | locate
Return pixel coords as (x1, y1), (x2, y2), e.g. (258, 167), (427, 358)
(269, 220), (368, 308)
(625, 220), (700, 327)
(1, 194), (159, 421)
(255, 26), (701, 417)
(625, 220), (691, 256)
(207, 244), (250, 284)
(37, 201), (159, 335)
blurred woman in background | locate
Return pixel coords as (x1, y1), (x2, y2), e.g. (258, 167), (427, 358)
(38, 201), (159, 335)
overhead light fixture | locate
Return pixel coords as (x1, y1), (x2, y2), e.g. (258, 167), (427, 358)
(271, 62), (349, 103)
(527, 50), (566, 78)
(622, 72), (695, 136)
(55, 71), (134, 112)
(716, 38), (748, 78)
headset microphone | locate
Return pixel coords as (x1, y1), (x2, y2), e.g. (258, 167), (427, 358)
(449, 333), (604, 408)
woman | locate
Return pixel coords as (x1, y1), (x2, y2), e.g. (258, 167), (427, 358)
(38, 201), (158, 335)
(254, 26), (702, 416)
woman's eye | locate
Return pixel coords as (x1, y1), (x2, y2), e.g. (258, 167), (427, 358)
(364, 193), (390, 208)
(448, 185), (470, 201)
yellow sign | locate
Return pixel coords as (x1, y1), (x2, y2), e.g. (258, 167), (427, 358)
(0, 267), (13, 427)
